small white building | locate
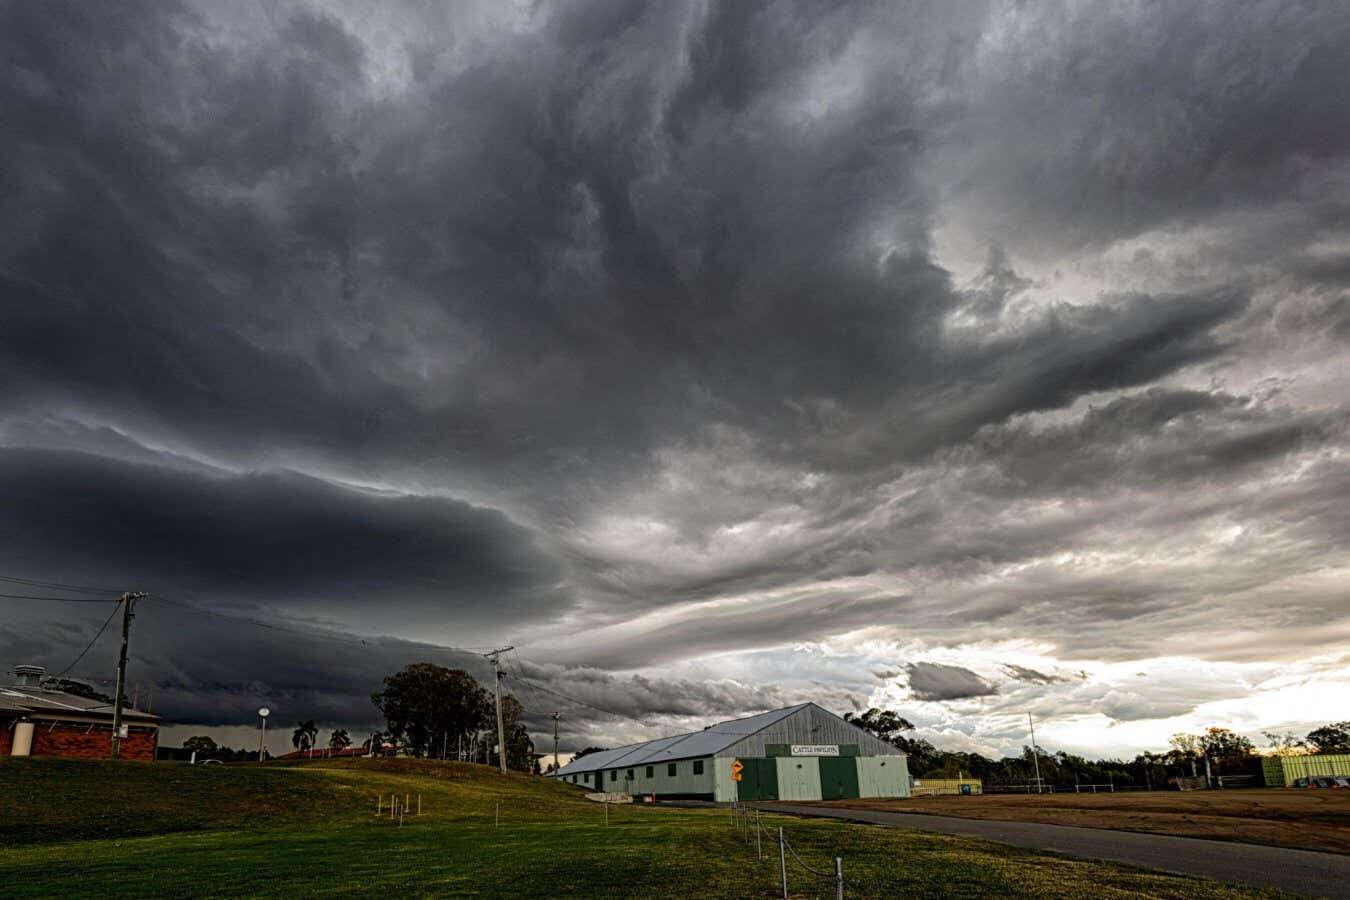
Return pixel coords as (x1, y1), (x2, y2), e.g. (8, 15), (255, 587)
(552, 703), (909, 802)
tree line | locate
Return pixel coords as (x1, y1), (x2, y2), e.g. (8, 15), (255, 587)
(178, 663), (538, 770)
(844, 709), (1350, 788)
(369, 663), (536, 771)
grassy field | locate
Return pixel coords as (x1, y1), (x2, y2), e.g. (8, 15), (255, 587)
(820, 790), (1350, 855)
(0, 758), (1288, 898)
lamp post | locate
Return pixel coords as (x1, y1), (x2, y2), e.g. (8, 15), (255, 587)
(258, 707), (270, 763)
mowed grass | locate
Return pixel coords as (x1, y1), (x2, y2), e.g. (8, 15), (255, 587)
(0, 759), (1286, 898)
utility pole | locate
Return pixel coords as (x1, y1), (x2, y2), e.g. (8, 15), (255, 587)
(484, 646), (514, 773)
(1028, 712), (1042, 794)
(552, 711), (560, 775)
(110, 592), (145, 760)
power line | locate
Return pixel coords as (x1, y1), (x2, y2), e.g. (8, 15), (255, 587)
(55, 597), (124, 677)
(504, 648), (549, 713)
(0, 591), (124, 603)
(0, 574), (124, 595)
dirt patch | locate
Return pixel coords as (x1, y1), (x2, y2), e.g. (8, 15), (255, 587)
(814, 789), (1350, 854)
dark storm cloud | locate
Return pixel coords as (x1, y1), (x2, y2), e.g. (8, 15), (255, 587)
(1000, 664), (1071, 686)
(2, 0), (1349, 745)
(935, 1), (1350, 254)
(904, 662), (996, 702)
(0, 448), (561, 623)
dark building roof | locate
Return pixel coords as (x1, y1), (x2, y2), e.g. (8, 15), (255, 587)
(0, 685), (159, 722)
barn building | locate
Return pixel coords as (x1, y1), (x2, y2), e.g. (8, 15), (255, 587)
(1, 665), (160, 761)
(552, 702), (910, 802)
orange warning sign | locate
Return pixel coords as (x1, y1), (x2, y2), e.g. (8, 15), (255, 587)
(731, 759), (744, 781)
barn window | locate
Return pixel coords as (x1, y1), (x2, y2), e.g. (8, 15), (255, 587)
(610, 770), (617, 782)
(693, 760), (704, 775)
(646, 766), (654, 778)
(668, 763), (677, 776)
(626, 769), (634, 780)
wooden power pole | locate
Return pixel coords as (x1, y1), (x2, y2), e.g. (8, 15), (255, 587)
(552, 711), (560, 774)
(1028, 712), (1042, 793)
(484, 647), (514, 773)
(110, 592), (145, 759)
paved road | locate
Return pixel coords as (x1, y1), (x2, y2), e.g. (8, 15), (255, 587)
(754, 803), (1350, 897)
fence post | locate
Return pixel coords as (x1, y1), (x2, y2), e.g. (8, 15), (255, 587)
(779, 827), (788, 899)
(756, 810), (762, 860)
(604, 800), (609, 826)
(835, 857), (843, 900)
(418, 793), (423, 815)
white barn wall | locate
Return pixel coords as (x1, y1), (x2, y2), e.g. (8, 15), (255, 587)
(856, 756), (910, 798)
(775, 756), (824, 801)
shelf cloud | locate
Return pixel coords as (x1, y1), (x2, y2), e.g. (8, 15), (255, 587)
(3, 0), (1348, 757)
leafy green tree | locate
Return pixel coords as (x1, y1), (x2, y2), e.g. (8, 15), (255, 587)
(372, 663), (492, 758)
(42, 677), (114, 703)
(844, 708), (916, 744)
(843, 707), (943, 774)
(572, 746), (608, 759)
(1306, 722), (1350, 754)
(1263, 731), (1306, 757)
(292, 720), (318, 754)
(1168, 733), (1201, 776)
(329, 729), (351, 752)
(183, 735), (218, 755)
(1198, 727), (1255, 768)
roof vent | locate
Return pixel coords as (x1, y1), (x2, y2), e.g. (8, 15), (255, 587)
(14, 665), (45, 687)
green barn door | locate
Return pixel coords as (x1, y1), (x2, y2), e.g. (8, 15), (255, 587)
(737, 760), (756, 802)
(754, 758), (779, 800)
(818, 757), (860, 800)
(736, 758), (780, 801)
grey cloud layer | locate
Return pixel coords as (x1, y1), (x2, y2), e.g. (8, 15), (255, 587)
(2, 1), (1348, 745)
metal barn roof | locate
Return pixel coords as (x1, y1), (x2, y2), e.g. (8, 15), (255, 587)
(0, 687), (158, 722)
(555, 702), (900, 776)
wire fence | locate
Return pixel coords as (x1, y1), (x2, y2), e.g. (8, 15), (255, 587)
(732, 801), (845, 899)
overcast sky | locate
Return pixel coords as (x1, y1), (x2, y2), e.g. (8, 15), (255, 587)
(3, 1), (1348, 759)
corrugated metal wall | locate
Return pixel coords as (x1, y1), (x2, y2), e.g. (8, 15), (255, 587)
(1279, 754), (1350, 780)
(911, 777), (979, 796)
(856, 756), (910, 798)
(775, 756), (824, 801)
(721, 705), (901, 758)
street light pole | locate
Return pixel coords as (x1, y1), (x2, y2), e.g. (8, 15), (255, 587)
(258, 707), (270, 762)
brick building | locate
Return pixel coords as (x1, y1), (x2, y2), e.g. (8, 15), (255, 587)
(2, 665), (159, 760)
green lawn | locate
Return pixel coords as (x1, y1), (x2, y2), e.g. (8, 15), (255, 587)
(0, 758), (1285, 898)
